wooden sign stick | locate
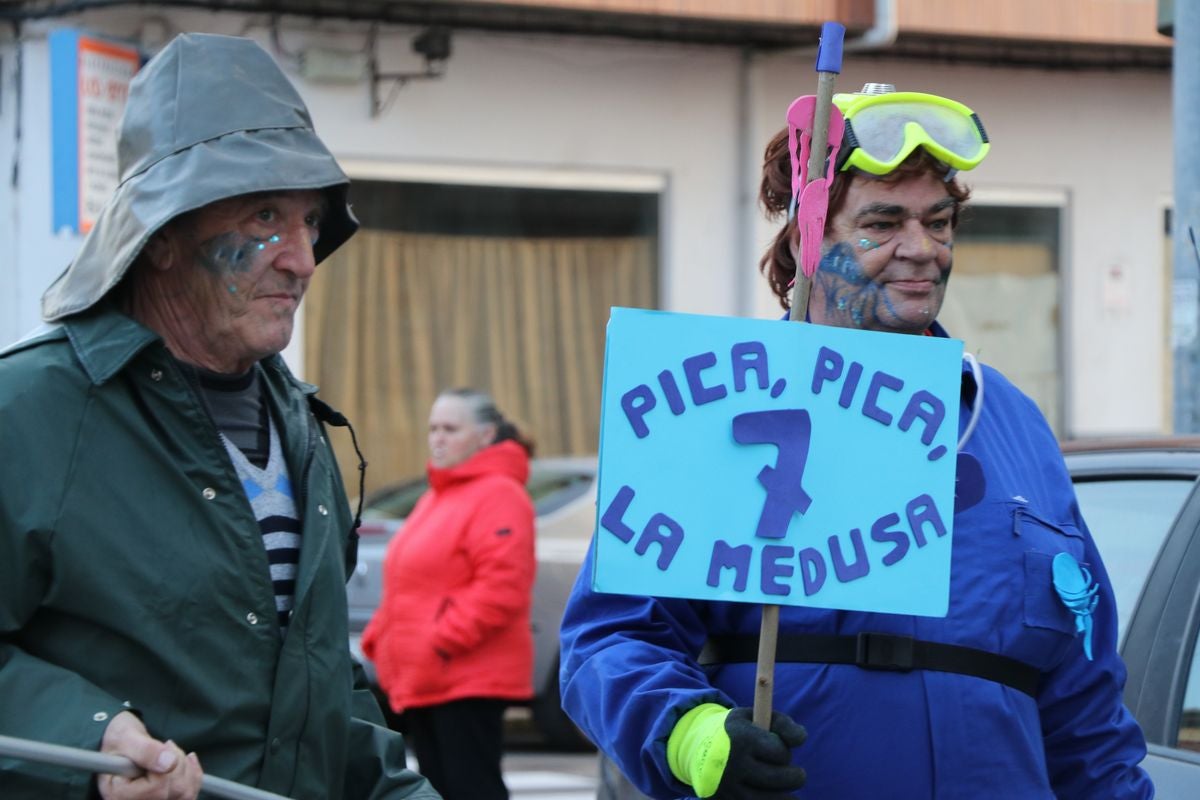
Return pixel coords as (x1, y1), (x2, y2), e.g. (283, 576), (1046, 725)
(754, 21), (845, 731)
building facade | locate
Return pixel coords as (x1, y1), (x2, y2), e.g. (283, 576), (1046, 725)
(0, 0), (1177, 484)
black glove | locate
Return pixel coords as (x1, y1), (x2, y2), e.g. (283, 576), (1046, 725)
(713, 707), (807, 800)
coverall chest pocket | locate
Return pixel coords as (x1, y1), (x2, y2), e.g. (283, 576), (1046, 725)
(1015, 506), (1087, 634)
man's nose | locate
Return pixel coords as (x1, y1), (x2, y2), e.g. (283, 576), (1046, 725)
(894, 219), (937, 260)
(273, 224), (317, 278)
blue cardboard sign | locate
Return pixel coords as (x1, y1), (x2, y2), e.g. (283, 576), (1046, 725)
(592, 308), (963, 617)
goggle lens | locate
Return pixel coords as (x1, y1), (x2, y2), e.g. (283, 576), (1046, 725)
(854, 102), (982, 160)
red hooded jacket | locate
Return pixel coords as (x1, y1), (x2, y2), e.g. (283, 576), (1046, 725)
(362, 440), (535, 712)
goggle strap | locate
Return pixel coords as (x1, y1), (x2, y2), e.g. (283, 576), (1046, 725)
(835, 122), (861, 173)
(971, 113), (989, 144)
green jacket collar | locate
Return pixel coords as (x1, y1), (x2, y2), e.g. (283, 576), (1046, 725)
(64, 307), (160, 386)
(63, 306), (318, 396)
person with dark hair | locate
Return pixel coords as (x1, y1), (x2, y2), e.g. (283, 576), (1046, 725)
(560, 86), (1154, 799)
(0, 33), (437, 800)
(362, 389), (536, 800)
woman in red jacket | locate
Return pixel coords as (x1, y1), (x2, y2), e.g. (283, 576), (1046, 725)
(362, 388), (536, 800)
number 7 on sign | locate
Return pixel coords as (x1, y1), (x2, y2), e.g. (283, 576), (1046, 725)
(732, 409), (813, 540)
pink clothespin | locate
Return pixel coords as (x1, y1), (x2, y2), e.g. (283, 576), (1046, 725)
(786, 95), (845, 280)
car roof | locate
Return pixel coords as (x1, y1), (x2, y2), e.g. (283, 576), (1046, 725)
(530, 454), (597, 473)
(1061, 436), (1200, 478)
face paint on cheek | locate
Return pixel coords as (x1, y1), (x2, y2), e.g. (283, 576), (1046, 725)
(858, 238), (881, 251)
(255, 234), (282, 252)
(816, 242), (888, 327)
(198, 232), (265, 277)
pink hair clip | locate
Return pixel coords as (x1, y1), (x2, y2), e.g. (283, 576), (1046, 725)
(786, 95), (845, 279)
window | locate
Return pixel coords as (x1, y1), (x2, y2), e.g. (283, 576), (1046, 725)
(1072, 477), (1192, 646)
(943, 205), (1063, 433)
(306, 180), (659, 489)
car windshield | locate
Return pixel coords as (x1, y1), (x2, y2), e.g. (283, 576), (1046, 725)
(527, 468), (594, 514)
(1072, 477), (1193, 646)
(361, 479), (427, 520)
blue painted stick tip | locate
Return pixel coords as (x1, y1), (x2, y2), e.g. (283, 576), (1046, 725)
(816, 21), (846, 74)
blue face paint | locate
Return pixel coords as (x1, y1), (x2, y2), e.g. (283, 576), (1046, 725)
(815, 242), (901, 330)
(815, 239), (953, 333)
(257, 234), (282, 249)
(199, 232), (264, 276)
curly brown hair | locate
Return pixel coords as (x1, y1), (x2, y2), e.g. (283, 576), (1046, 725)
(757, 128), (973, 310)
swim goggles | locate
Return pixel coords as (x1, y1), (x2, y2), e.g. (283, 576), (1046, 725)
(832, 90), (990, 175)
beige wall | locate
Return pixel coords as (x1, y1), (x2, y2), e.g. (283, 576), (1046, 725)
(461, 0), (1167, 45)
(898, 0), (1167, 45)
(460, 0), (859, 25)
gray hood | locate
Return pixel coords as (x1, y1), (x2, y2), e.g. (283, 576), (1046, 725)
(42, 32), (358, 321)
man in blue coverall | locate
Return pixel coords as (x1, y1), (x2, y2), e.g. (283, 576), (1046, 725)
(559, 85), (1154, 799)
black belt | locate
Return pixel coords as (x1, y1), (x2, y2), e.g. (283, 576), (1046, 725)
(697, 633), (1040, 698)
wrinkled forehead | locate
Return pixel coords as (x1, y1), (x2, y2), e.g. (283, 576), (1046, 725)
(843, 171), (957, 217)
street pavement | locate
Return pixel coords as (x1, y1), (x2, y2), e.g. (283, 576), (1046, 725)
(408, 750), (600, 800)
(503, 712), (600, 799)
(505, 764), (597, 800)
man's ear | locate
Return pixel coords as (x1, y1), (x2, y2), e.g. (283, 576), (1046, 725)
(141, 229), (176, 271)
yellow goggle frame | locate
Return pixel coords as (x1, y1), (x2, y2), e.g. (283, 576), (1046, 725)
(832, 91), (990, 175)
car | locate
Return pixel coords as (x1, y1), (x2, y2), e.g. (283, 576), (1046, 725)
(1061, 437), (1200, 792)
(346, 455), (598, 748)
(592, 438), (1200, 798)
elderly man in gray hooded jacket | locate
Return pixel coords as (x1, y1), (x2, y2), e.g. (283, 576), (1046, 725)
(0, 33), (439, 800)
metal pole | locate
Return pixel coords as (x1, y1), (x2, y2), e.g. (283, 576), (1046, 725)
(1174, 1), (1200, 431)
(0, 735), (293, 800)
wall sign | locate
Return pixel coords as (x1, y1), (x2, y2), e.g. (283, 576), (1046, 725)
(593, 308), (964, 617)
(51, 29), (140, 234)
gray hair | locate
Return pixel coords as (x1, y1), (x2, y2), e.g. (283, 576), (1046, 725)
(439, 388), (535, 455)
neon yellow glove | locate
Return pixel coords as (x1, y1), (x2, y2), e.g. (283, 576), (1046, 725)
(668, 703), (732, 797)
(667, 704), (807, 799)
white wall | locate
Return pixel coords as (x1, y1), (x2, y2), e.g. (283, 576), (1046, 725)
(4, 29), (103, 349)
(302, 28), (744, 317)
(0, 38), (18, 345)
(5, 12), (747, 350)
(3, 10), (1175, 437)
